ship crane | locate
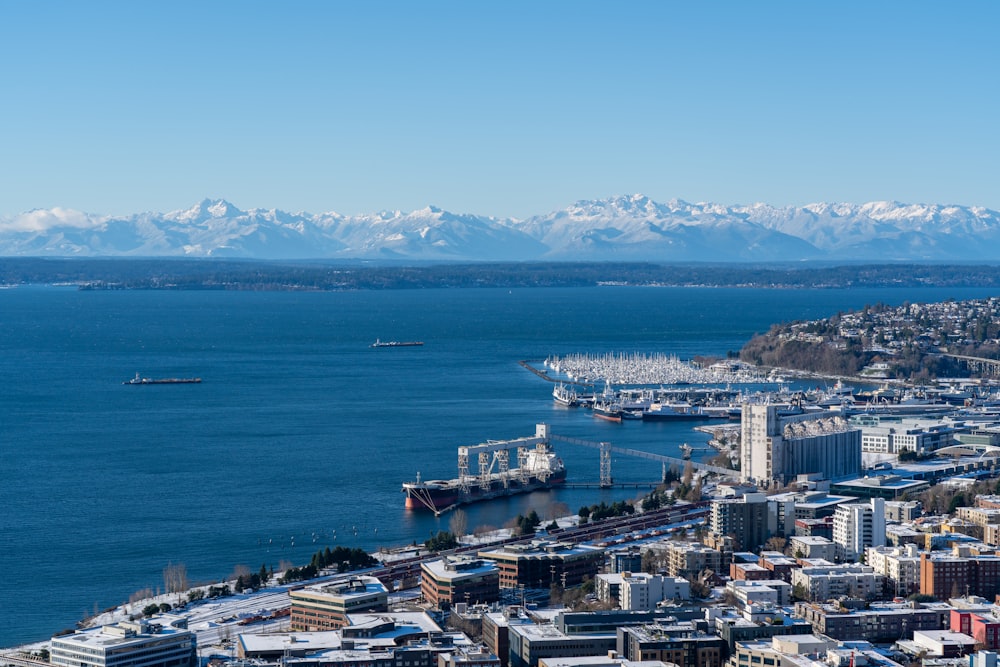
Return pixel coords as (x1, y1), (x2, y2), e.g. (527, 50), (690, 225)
(406, 424), (563, 516)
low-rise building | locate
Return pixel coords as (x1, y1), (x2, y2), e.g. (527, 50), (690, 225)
(421, 557), (500, 609)
(619, 573), (691, 610)
(794, 518), (833, 540)
(655, 542), (723, 579)
(958, 507), (1000, 529)
(483, 608), (519, 667)
(711, 613), (814, 653)
(539, 659), (674, 667)
(789, 536), (839, 561)
(859, 420), (959, 455)
(951, 610), (1000, 650)
(725, 579), (792, 607)
(730, 563), (771, 581)
(238, 613), (446, 660)
(757, 552), (797, 584)
(290, 576), (389, 631)
(908, 630), (978, 658)
(440, 647), (503, 667)
(884, 500), (923, 522)
(617, 623), (726, 667)
(728, 635), (836, 667)
(610, 550), (645, 574)
(790, 564), (883, 601)
(886, 524), (926, 548)
(920, 551), (1000, 600)
(479, 542), (604, 592)
(51, 618), (196, 667)
(508, 621), (615, 667)
(595, 573), (691, 610)
(793, 600), (951, 642)
(865, 544), (921, 597)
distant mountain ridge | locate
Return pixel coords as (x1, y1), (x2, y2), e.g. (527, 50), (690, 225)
(2, 194), (998, 261)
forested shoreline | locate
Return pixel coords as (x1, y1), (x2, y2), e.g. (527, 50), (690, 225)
(3, 258), (1000, 291)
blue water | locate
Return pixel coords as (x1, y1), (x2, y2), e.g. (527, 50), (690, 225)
(2, 285), (996, 647)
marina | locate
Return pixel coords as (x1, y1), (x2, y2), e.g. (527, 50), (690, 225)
(544, 352), (763, 385)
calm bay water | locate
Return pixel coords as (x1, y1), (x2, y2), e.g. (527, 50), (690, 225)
(2, 284), (997, 647)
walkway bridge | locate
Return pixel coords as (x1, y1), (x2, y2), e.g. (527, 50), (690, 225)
(547, 432), (739, 487)
(942, 353), (1000, 377)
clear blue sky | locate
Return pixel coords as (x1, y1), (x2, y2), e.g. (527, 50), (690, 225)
(1, 1), (997, 218)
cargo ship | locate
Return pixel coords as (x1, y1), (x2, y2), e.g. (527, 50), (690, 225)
(402, 424), (566, 513)
(370, 339), (424, 348)
(124, 373), (201, 385)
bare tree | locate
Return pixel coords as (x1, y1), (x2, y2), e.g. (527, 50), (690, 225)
(129, 588), (154, 604)
(163, 562), (189, 594)
(449, 509), (468, 539)
(764, 536), (787, 553)
(544, 501), (571, 521)
(230, 564), (252, 582)
(474, 524), (497, 543)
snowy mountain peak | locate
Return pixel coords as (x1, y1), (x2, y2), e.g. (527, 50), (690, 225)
(3, 196), (1000, 262)
(171, 198), (243, 222)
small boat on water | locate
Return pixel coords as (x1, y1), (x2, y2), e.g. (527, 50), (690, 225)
(124, 373), (201, 385)
(592, 401), (623, 423)
(553, 383), (580, 407)
(370, 339), (424, 348)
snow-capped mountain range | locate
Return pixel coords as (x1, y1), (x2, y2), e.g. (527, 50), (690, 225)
(2, 195), (999, 262)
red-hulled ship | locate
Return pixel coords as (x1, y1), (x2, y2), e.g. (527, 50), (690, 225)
(402, 424), (566, 513)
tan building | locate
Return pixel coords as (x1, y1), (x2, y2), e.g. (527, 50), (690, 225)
(421, 557), (500, 609)
(290, 576), (389, 631)
(657, 542), (723, 579)
(865, 544), (921, 596)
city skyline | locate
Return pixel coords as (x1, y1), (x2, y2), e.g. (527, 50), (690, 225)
(1, 2), (997, 219)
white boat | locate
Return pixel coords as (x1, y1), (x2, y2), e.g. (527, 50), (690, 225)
(552, 383), (579, 407)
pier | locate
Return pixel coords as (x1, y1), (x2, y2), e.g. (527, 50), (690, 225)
(562, 481), (660, 490)
(403, 424), (738, 515)
(548, 433), (738, 483)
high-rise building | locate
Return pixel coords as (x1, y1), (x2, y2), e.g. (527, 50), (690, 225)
(833, 498), (886, 561)
(741, 405), (861, 487)
(710, 493), (768, 551)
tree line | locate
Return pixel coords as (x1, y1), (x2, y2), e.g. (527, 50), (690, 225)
(9, 258), (1000, 291)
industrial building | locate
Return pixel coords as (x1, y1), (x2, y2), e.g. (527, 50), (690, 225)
(741, 405), (861, 487)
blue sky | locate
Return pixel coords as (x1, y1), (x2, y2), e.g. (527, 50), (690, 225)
(1, 2), (997, 218)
